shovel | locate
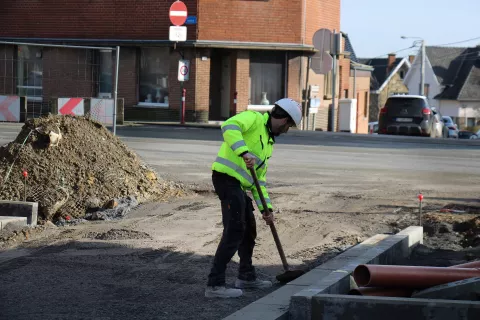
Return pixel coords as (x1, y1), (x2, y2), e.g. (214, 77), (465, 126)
(249, 167), (305, 283)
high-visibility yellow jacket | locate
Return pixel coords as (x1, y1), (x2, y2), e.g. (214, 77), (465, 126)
(212, 111), (274, 212)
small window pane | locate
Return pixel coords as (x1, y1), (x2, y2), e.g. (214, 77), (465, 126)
(17, 45), (43, 99)
(99, 50), (113, 96)
(139, 48), (169, 104)
(249, 51), (285, 105)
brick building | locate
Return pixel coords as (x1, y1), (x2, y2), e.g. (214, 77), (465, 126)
(0, 0), (371, 132)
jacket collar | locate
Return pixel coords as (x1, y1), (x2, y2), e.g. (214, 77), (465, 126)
(264, 112), (275, 144)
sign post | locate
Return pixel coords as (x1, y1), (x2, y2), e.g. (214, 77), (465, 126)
(169, 1), (188, 124)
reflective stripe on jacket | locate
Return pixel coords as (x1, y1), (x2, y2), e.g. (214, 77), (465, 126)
(212, 111), (274, 212)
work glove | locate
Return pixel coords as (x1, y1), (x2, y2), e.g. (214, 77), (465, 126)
(262, 209), (274, 226)
(242, 152), (256, 169)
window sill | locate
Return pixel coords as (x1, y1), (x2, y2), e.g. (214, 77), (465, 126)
(247, 105), (274, 112)
(137, 102), (169, 108)
(26, 96), (43, 102)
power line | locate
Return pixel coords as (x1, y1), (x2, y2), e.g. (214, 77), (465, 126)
(364, 36), (480, 60)
(360, 45), (418, 60)
(434, 36), (480, 47)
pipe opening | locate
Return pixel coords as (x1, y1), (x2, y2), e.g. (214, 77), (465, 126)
(348, 289), (362, 296)
(354, 265), (371, 287)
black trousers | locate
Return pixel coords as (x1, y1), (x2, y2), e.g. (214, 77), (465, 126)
(207, 171), (257, 287)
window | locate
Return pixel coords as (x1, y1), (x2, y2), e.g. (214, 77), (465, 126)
(344, 89), (348, 98)
(467, 117), (476, 128)
(139, 47), (170, 107)
(399, 70), (405, 79)
(424, 84), (430, 98)
(17, 45), (43, 101)
(98, 50), (113, 98)
(324, 70), (333, 99)
(249, 51), (285, 105)
(364, 92), (368, 117)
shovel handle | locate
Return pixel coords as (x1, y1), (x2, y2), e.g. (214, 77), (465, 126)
(249, 167), (290, 272)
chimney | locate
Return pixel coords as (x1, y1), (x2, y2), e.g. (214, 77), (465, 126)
(409, 55), (415, 64)
(387, 53), (396, 73)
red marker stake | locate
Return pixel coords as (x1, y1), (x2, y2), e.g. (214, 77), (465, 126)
(418, 193), (423, 226)
(22, 170), (28, 202)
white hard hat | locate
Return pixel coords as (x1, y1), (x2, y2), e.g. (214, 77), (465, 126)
(274, 98), (303, 127)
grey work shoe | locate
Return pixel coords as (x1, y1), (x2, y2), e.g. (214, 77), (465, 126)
(235, 278), (273, 289)
(205, 286), (243, 298)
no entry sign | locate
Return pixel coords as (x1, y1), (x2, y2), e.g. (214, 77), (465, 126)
(169, 1), (188, 26)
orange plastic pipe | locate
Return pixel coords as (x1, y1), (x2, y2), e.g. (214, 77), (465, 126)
(349, 287), (414, 297)
(354, 264), (480, 289)
(450, 260), (480, 269)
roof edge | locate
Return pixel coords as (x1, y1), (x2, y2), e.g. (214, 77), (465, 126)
(375, 58), (410, 93)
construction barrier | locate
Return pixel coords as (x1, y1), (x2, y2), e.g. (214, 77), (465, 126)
(90, 98), (114, 126)
(0, 95), (21, 122)
(58, 98), (84, 116)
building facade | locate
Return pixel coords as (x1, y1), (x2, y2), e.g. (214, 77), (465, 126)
(0, 0), (367, 131)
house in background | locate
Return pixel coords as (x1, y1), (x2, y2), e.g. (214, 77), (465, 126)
(403, 46), (480, 129)
(359, 54), (412, 122)
(343, 33), (374, 134)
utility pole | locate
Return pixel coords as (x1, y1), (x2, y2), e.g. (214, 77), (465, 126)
(420, 40), (425, 96)
(402, 36), (425, 96)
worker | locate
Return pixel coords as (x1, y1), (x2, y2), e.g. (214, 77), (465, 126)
(205, 98), (303, 298)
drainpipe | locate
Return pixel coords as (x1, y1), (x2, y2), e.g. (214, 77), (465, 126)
(354, 264), (480, 289)
(353, 67), (357, 98)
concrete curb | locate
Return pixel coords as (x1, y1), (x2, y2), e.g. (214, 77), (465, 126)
(311, 294), (480, 319)
(0, 200), (38, 226)
(0, 216), (27, 230)
(222, 227), (423, 320)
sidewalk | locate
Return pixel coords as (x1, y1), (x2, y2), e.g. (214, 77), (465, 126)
(124, 121), (222, 129)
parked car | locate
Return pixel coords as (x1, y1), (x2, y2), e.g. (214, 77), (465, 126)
(368, 121), (378, 134)
(431, 108), (448, 138)
(458, 131), (478, 139)
(378, 95), (445, 137)
(441, 116), (459, 138)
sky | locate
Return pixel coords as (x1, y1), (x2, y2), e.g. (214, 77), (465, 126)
(341, 0), (480, 59)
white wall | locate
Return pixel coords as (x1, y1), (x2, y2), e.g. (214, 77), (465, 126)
(403, 54), (442, 108)
(438, 100), (480, 118)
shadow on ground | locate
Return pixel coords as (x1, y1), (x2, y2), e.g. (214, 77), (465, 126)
(0, 240), (289, 320)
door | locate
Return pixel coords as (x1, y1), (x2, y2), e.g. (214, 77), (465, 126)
(220, 55), (231, 119)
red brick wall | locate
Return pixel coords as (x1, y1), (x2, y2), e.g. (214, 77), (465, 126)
(195, 49), (211, 114)
(349, 72), (370, 134)
(235, 50), (249, 113)
(305, 0), (341, 45)
(0, 0), (197, 40)
(0, 46), (16, 95)
(198, 0), (302, 43)
(288, 53), (302, 103)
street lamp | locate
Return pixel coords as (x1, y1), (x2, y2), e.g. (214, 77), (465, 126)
(402, 36), (425, 96)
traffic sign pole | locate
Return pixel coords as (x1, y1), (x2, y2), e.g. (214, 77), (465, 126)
(169, 1), (188, 125)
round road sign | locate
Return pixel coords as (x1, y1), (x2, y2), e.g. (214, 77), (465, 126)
(169, 1), (188, 26)
(180, 65), (189, 76)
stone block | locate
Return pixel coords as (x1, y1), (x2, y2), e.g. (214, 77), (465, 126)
(0, 216), (27, 230)
(311, 294), (480, 320)
(0, 200), (38, 226)
(412, 277), (480, 301)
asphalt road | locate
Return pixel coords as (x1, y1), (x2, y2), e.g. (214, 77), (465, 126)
(1, 122), (479, 188)
(1, 123), (480, 320)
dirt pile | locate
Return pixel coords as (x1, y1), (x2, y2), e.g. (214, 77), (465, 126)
(0, 115), (184, 221)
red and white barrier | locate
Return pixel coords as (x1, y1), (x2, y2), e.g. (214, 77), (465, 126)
(0, 95), (20, 122)
(58, 98), (84, 116)
(90, 98), (114, 126)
